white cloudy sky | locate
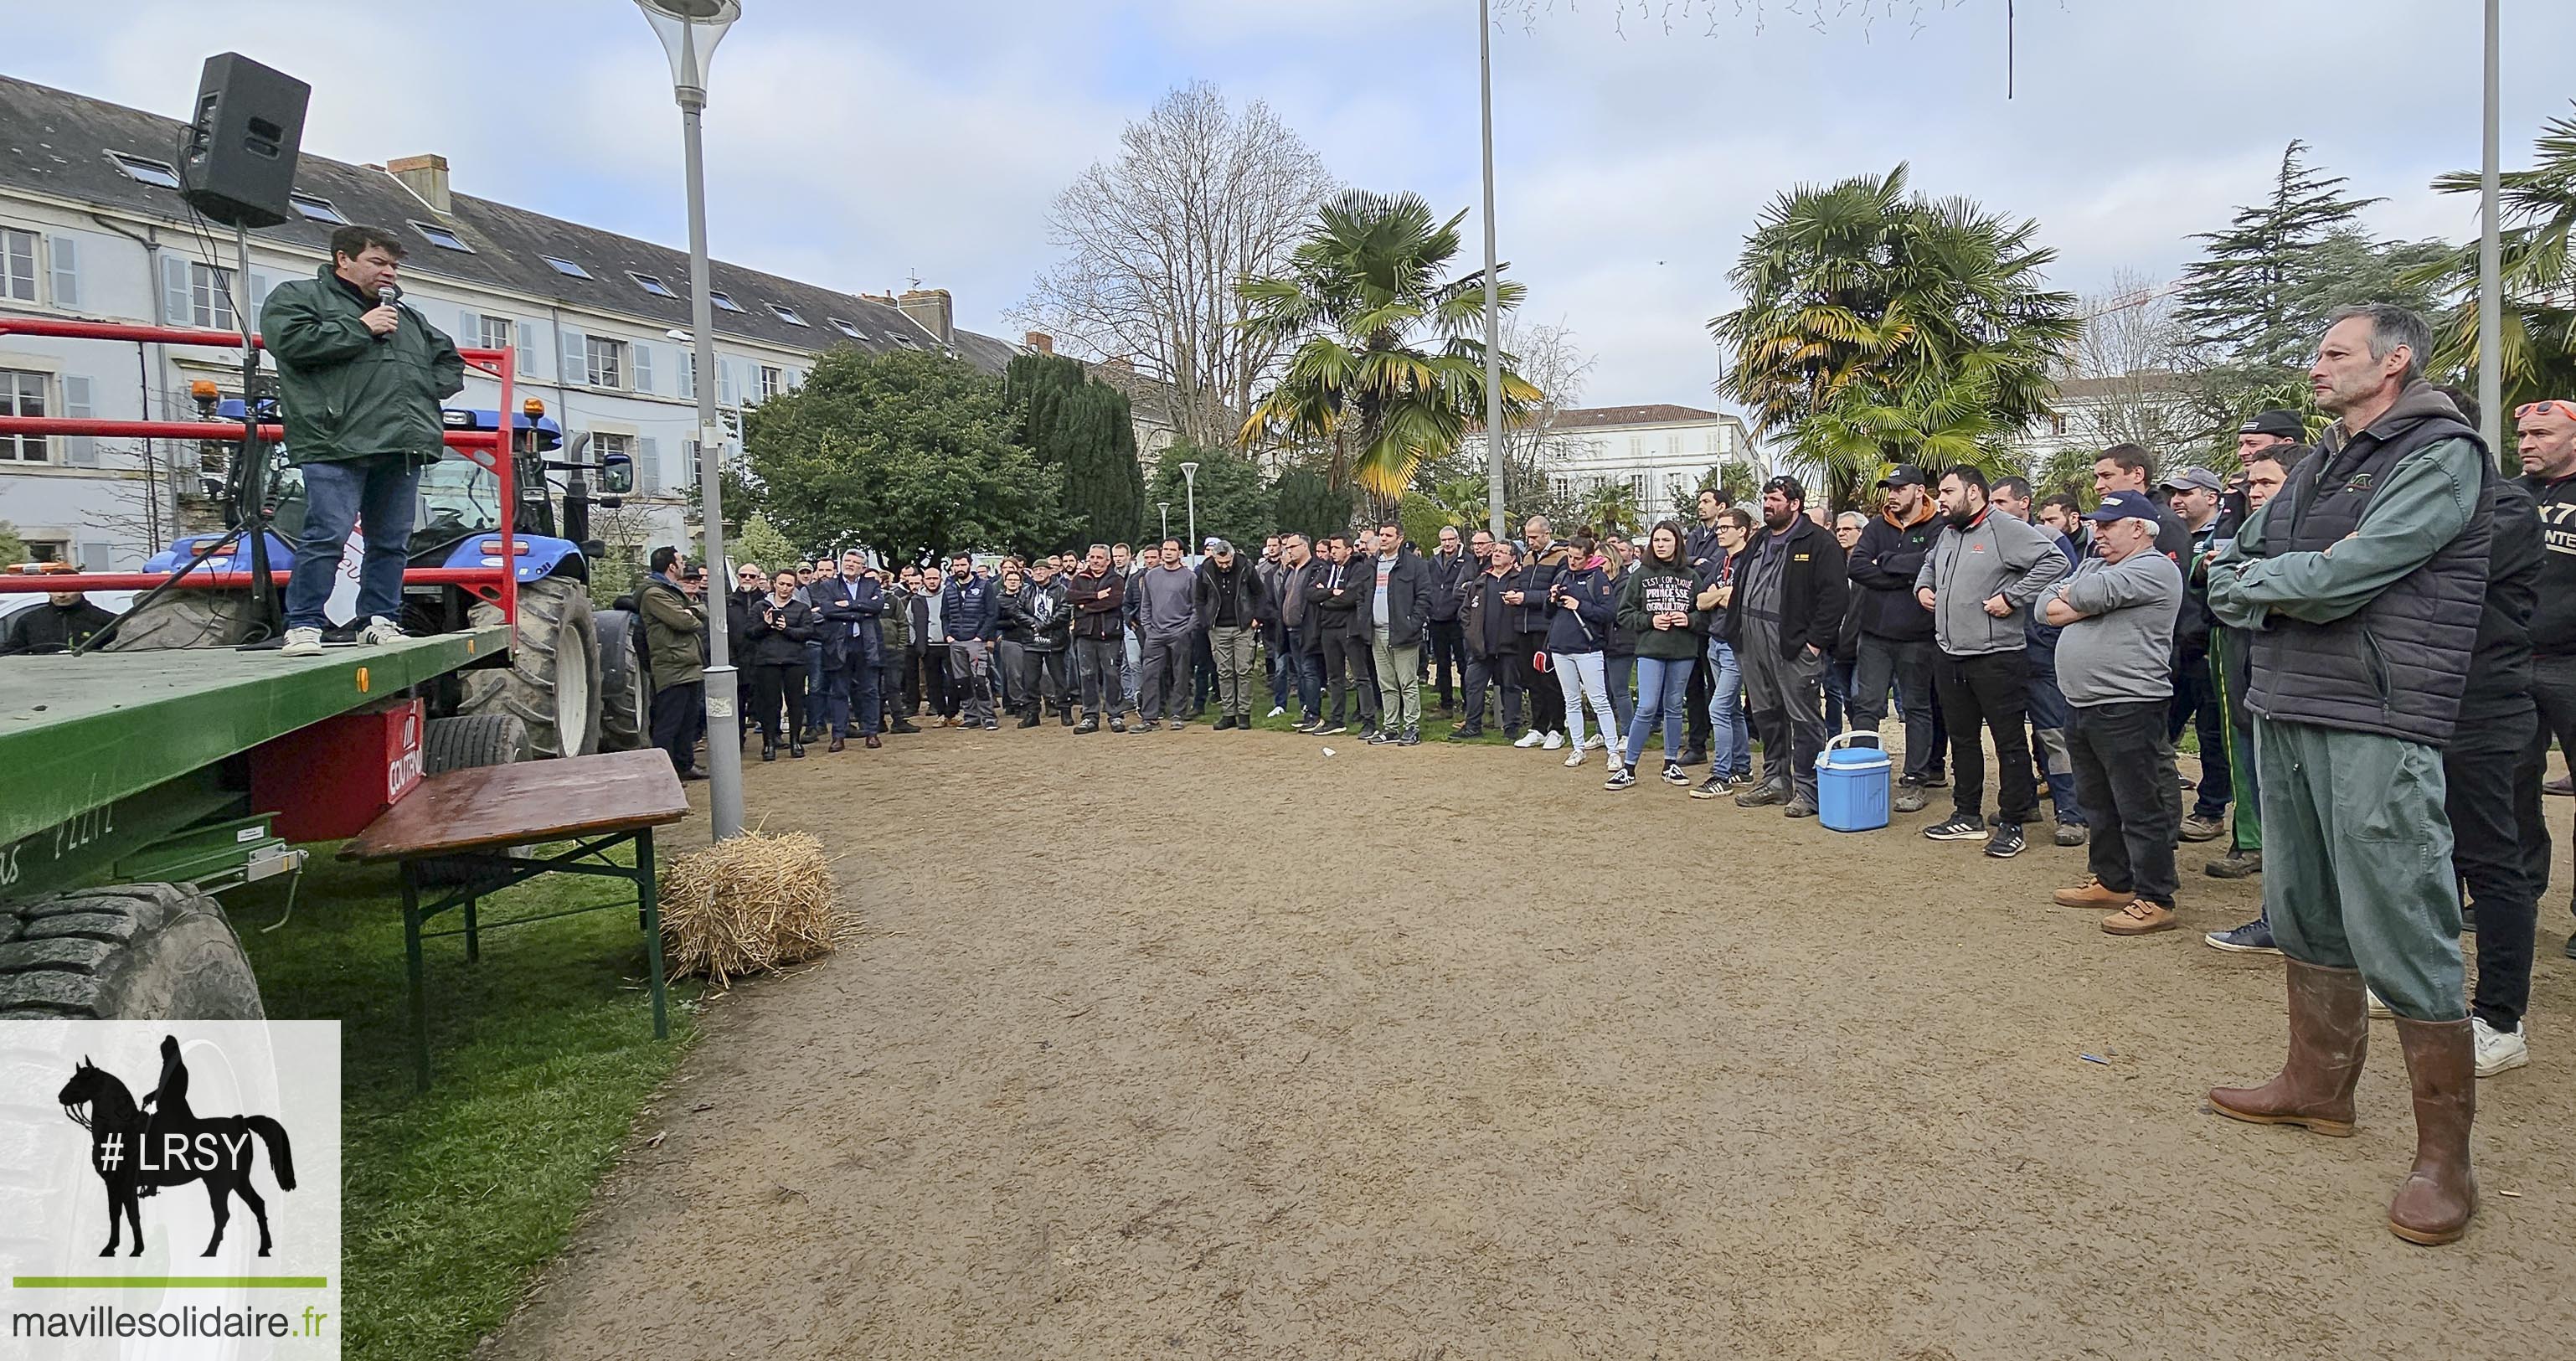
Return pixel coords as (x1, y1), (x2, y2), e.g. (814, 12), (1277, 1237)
(14, 1), (2575, 411)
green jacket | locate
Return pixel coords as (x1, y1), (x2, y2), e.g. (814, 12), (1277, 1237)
(879, 585), (911, 652)
(638, 576), (707, 689)
(262, 265), (465, 467)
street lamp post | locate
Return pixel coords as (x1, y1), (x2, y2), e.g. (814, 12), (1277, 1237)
(1476, 0), (1507, 541)
(1158, 503), (1171, 540)
(1179, 461), (1199, 549)
(637, 0), (744, 839)
(2477, 0), (2502, 460)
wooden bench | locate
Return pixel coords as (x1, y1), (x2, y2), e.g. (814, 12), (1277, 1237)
(343, 749), (689, 1090)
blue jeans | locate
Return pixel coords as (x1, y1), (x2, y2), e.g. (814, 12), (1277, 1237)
(1707, 637), (1753, 779)
(1826, 657), (1856, 734)
(2026, 667), (2084, 827)
(1282, 626), (1323, 719)
(286, 453), (419, 631)
(803, 639), (827, 716)
(1621, 655), (1694, 770)
(1606, 653), (1636, 737)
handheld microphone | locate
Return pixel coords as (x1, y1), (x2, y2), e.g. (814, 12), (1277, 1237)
(375, 285), (397, 340)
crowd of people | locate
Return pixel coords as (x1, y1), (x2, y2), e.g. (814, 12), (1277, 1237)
(624, 303), (2571, 1247)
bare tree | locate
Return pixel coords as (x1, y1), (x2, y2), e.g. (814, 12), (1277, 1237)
(2061, 269), (2196, 455)
(1496, 314), (1595, 495)
(1014, 81), (1337, 448)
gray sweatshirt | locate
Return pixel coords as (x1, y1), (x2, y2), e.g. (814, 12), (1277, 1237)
(2051, 551), (2182, 706)
(1136, 563), (1199, 636)
(1913, 510), (2069, 657)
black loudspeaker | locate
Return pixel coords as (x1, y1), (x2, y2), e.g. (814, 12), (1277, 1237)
(179, 53), (310, 229)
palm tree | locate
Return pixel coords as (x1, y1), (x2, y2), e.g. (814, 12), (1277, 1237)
(1238, 190), (1543, 498)
(1711, 166), (2078, 510)
(2410, 104), (2576, 419)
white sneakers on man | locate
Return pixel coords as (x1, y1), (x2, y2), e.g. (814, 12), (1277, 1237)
(1513, 729), (1546, 749)
(1540, 729), (1565, 751)
(2472, 1016), (2530, 1077)
(279, 626), (324, 657)
(1564, 747), (1586, 768)
(356, 616), (407, 645)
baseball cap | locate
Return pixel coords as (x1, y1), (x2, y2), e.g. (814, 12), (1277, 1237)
(2159, 467), (2223, 494)
(2239, 410), (2305, 439)
(2087, 490), (2161, 524)
(1763, 473), (1806, 501)
(1877, 464), (1929, 490)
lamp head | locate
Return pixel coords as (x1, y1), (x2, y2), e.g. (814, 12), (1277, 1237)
(635, 0), (740, 101)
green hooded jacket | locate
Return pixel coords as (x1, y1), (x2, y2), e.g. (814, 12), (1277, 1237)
(260, 265), (465, 467)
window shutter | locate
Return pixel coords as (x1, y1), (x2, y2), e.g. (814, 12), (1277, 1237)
(517, 317), (539, 379)
(636, 436), (662, 493)
(717, 358), (738, 406)
(244, 271), (273, 339)
(678, 350), (694, 395)
(161, 255), (190, 326)
(75, 541), (113, 572)
(61, 374), (97, 467)
(560, 329), (585, 384)
(632, 343), (654, 394)
(460, 308), (480, 351)
(48, 235), (79, 308)
(785, 367), (802, 391)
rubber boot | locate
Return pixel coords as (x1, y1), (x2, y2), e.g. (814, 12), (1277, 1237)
(2207, 959), (2367, 1137)
(2388, 1017), (2477, 1245)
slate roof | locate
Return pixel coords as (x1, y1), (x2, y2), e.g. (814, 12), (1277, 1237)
(0, 74), (1019, 373)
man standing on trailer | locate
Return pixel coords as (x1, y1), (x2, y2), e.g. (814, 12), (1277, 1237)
(264, 224), (465, 657)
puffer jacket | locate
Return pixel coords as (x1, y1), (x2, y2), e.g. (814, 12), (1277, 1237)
(1545, 562), (1616, 655)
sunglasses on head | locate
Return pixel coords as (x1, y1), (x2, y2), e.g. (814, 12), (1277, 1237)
(2517, 400), (2576, 423)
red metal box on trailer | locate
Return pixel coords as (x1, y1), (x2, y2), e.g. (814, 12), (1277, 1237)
(250, 698), (425, 842)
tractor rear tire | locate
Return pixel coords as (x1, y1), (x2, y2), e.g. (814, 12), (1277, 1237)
(461, 575), (602, 760)
(103, 589), (264, 651)
(0, 883), (264, 1019)
(593, 607), (648, 753)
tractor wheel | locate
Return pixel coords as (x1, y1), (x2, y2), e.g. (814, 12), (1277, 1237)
(103, 589), (264, 651)
(0, 883), (264, 1019)
(592, 608), (649, 753)
(461, 575), (602, 760)
(415, 714), (530, 887)
(422, 713), (531, 773)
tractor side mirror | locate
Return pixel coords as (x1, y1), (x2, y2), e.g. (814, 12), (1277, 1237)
(596, 451), (635, 495)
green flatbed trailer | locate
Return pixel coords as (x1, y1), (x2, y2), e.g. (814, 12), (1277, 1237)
(0, 628), (509, 1018)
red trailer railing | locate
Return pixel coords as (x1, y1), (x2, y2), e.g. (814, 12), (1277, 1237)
(0, 315), (518, 630)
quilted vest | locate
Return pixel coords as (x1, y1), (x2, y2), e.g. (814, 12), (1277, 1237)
(2244, 393), (2492, 745)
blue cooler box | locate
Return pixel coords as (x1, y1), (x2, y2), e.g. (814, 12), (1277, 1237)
(1817, 732), (1892, 832)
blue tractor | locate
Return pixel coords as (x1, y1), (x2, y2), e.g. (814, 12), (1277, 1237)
(122, 400), (648, 761)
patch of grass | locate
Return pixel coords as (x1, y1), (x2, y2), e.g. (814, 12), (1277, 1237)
(229, 849), (698, 1361)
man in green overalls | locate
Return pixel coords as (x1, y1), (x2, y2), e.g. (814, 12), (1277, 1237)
(2202, 305), (2491, 1246)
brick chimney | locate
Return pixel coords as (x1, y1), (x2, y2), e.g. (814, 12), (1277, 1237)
(897, 287), (953, 345)
(1023, 331), (1054, 355)
(386, 154), (451, 215)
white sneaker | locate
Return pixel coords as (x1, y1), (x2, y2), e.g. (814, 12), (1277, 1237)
(1513, 729), (1546, 749)
(279, 626), (324, 657)
(356, 616), (407, 645)
(1266, 706), (1285, 719)
(2472, 1016), (2530, 1077)
(1541, 730), (1565, 751)
(2367, 987), (2393, 1020)
(1564, 747), (1587, 768)
(1581, 734), (1606, 752)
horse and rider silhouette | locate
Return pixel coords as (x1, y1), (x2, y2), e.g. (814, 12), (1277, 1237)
(56, 1036), (297, 1258)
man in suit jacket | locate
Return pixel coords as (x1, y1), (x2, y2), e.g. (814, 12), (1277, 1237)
(1356, 523), (1435, 745)
(810, 549), (886, 750)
